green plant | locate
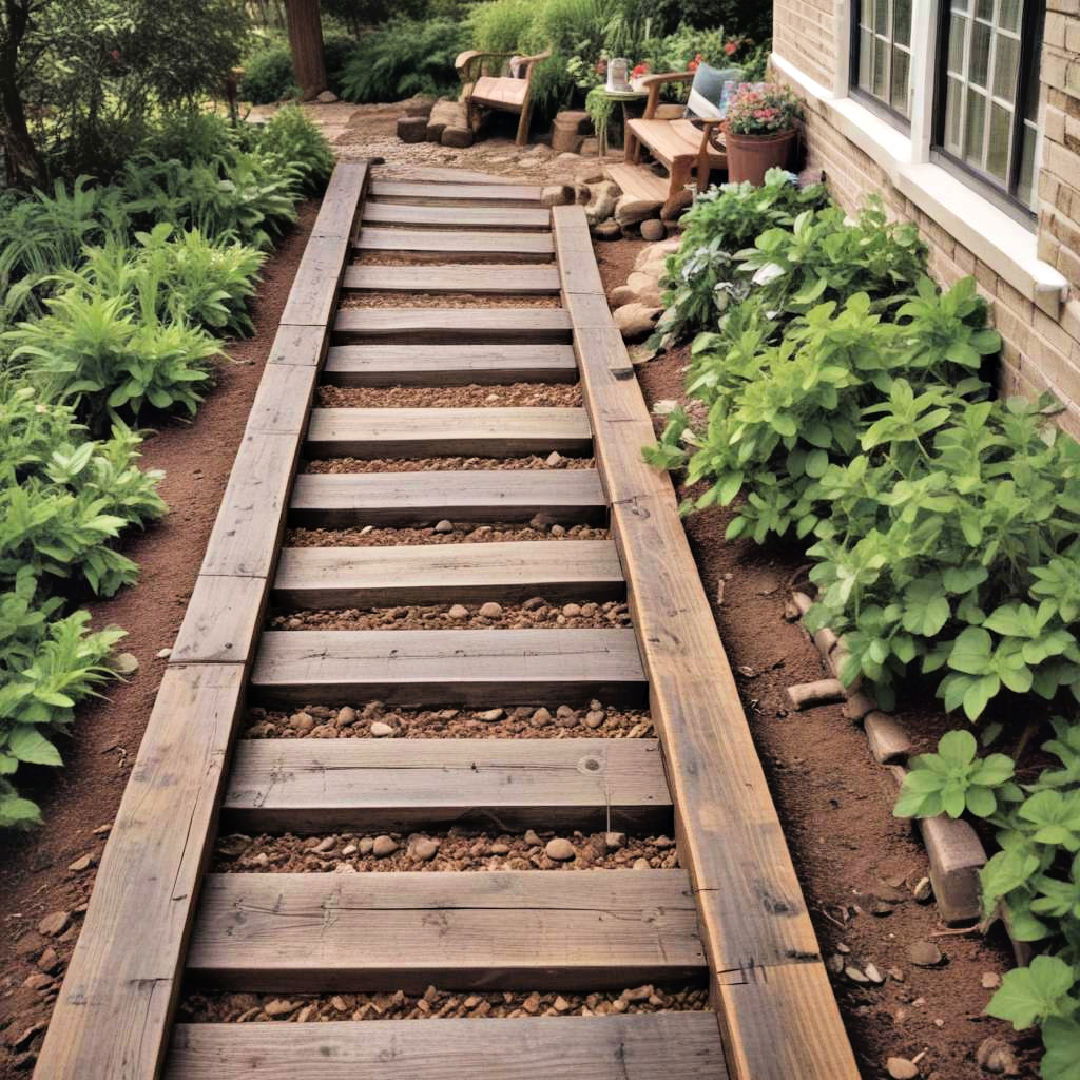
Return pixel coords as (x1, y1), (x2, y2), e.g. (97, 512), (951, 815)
(725, 82), (802, 135)
(240, 41), (298, 103)
(258, 105), (334, 195)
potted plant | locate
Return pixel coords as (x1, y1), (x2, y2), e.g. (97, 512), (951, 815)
(724, 83), (803, 186)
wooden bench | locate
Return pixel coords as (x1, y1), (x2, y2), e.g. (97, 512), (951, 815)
(623, 71), (729, 218)
(456, 48), (552, 147)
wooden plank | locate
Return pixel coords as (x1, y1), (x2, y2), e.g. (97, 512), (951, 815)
(323, 343), (578, 386)
(246, 363), (317, 436)
(311, 161), (369, 242)
(552, 205), (858, 1080)
(604, 162), (669, 205)
(223, 737), (669, 832)
(273, 538), (623, 607)
(369, 179), (543, 205)
(167, 1013), (728, 1080)
(267, 323), (327, 368)
(290, 468), (608, 526)
(305, 406), (591, 459)
(250, 627), (646, 706)
(356, 228), (554, 260)
(187, 870), (703, 990)
(362, 203), (550, 230)
(342, 263), (561, 294)
(34, 666), (245, 1080)
(169, 575), (267, 665)
(279, 232), (351, 328)
(333, 307), (572, 345)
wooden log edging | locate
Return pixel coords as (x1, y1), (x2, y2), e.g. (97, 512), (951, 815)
(552, 205), (859, 1080)
(32, 161), (370, 1080)
(787, 590), (988, 927)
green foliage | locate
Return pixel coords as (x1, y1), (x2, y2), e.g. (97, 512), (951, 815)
(339, 18), (468, 102)
(240, 42), (298, 104)
(894, 730), (1016, 818)
(258, 105), (335, 195)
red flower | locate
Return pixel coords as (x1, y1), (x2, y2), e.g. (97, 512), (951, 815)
(632, 61), (651, 77)
(724, 41), (738, 56)
(688, 52), (703, 72)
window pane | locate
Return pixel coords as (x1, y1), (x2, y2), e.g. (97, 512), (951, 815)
(873, 36), (888, 98)
(964, 87), (986, 162)
(945, 76), (964, 153)
(873, 0), (888, 33)
(948, 14), (968, 72)
(975, 0), (993, 18)
(1016, 123), (1037, 208)
(892, 0), (912, 45)
(987, 103), (1011, 179)
(859, 27), (873, 90)
(969, 21), (991, 86)
(891, 47), (911, 114)
(999, 0), (1021, 31)
(993, 34), (1020, 101)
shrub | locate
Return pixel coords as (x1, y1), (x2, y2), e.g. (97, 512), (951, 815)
(259, 105), (335, 195)
(241, 42), (298, 103)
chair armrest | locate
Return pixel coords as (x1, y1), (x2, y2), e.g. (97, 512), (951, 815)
(456, 50), (515, 79)
(639, 71), (694, 119)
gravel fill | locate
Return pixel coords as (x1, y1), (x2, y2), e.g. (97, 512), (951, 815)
(352, 252), (557, 267)
(340, 292), (562, 308)
(270, 598), (631, 633)
(303, 454), (594, 474)
(178, 984), (710, 1024)
(244, 701), (653, 740)
(212, 828), (678, 874)
(316, 384), (582, 409)
(286, 523), (609, 546)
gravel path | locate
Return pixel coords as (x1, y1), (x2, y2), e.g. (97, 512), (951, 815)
(303, 453), (593, 474)
(316, 383), (582, 408)
(286, 523), (609, 546)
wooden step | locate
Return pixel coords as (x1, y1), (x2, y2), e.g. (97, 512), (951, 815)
(290, 469), (608, 526)
(333, 307), (572, 345)
(604, 163), (670, 205)
(369, 179), (543, 205)
(305, 407), (592, 459)
(186, 870), (703, 990)
(223, 737), (669, 832)
(362, 203), (551, 231)
(323, 343), (578, 386)
(342, 264), (561, 294)
(273, 538), (623, 607)
(250, 628), (646, 706)
(356, 228), (554, 260)
(167, 1013), (728, 1079)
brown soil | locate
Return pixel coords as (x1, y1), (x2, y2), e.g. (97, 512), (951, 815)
(211, 828), (677, 874)
(245, 701), (653, 740)
(177, 984), (709, 1024)
(340, 292), (562, 308)
(316, 383), (582, 408)
(0, 203), (318, 1075)
(303, 453), (593, 473)
(286, 522), (609, 546)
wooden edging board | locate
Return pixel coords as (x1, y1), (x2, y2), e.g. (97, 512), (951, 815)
(32, 161), (370, 1080)
(551, 205), (860, 1080)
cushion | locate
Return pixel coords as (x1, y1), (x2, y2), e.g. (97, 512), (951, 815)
(685, 63), (745, 120)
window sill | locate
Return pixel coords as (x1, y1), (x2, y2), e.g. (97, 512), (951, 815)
(772, 52), (1067, 316)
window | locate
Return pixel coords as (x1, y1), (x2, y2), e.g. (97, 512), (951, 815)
(852, 0), (914, 122)
(935, 0), (1044, 213)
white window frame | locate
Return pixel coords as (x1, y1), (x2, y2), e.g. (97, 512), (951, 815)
(773, 0), (1064, 315)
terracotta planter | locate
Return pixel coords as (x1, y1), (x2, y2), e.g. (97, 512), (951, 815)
(725, 127), (797, 185)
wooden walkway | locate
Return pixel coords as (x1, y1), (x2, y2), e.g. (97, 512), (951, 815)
(33, 164), (858, 1079)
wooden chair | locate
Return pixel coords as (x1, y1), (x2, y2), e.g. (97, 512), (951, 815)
(456, 48), (552, 147)
(622, 71), (728, 218)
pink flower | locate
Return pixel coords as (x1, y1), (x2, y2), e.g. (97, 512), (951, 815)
(724, 41), (738, 56)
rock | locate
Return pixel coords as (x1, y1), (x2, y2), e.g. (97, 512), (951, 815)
(545, 451), (563, 467)
(634, 238), (680, 272)
(68, 853), (94, 872)
(22, 973), (53, 991)
(441, 127), (475, 149)
(37, 911), (70, 938)
(579, 136), (599, 156)
(372, 835), (399, 857)
(845, 965), (868, 984)
(907, 941), (943, 967)
(614, 194), (662, 228)
(865, 712), (914, 765)
(369, 721), (394, 737)
(37, 946), (60, 973)
(976, 1037), (1020, 1076)
(411, 839), (440, 861)
(604, 831), (625, 850)
(523, 829), (543, 847)
(886, 1058), (919, 1080)
(478, 601), (502, 618)
(613, 302), (661, 340)
(335, 706), (357, 728)
(584, 181), (619, 225)
(626, 270), (663, 307)
(653, 399), (678, 416)
(289, 711), (315, 733)
(632, 857), (651, 869)
(530, 708), (552, 727)
(156, 648), (172, 659)
(448, 604), (469, 620)
(592, 218), (622, 242)
(435, 519), (454, 533)
(313, 836), (336, 853)
(315, 90), (338, 103)
(864, 962), (884, 984)
(114, 652), (139, 675)
(477, 708), (504, 721)
(558, 151), (580, 160)
(584, 710), (604, 729)
(912, 876), (933, 902)
(640, 218), (666, 241)
(562, 603), (581, 617)
(981, 971), (1001, 989)
(263, 999), (297, 1017)
(609, 284), (637, 307)
(545, 837), (576, 861)
(541, 185), (574, 207)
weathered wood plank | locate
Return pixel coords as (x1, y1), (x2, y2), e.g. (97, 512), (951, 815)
(279, 232), (351, 328)
(33, 666), (246, 1080)
(342, 264), (561, 294)
(311, 161), (369, 242)
(362, 203), (551, 230)
(323, 343), (578, 385)
(289, 468), (608, 526)
(246, 363), (318, 436)
(250, 627), (646, 706)
(223, 737), (668, 832)
(333, 307), (572, 345)
(170, 575), (268, 665)
(356, 228), (554, 259)
(273, 538), (623, 607)
(167, 1013), (728, 1080)
(267, 323), (328, 368)
(552, 205), (858, 1080)
(369, 179), (543, 205)
(305, 406), (591, 459)
(187, 870), (703, 990)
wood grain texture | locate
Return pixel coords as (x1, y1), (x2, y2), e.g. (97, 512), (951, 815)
(379, 167), (526, 184)
(266, 323), (328, 368)
(167, 1013), (728, 1080)
(356, 228), (554, 259)
(311, 161), (368, 242)
(342, 264), (561, 294)
(290, 468), (608, 526)
(169, 575), (267, 665)
(246, 363), (318, 436)
(223, 737), (670, 832)
(369, 180), (543, 205)
(33, 666), (245, 1080)
(187, 870), (704, 990)
(273, 538), (624, 607)
(279, 232), (351, 328)
(332, 307), (572, 345)
(250, 627), (647, 706)
(553, 205), (858, 1080)
(362, 203), (551, 230)
(322, 343), (578, 385)
(305, 406), (591, 459)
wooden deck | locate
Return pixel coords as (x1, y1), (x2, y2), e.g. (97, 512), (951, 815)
(33, 165), (857, 1080)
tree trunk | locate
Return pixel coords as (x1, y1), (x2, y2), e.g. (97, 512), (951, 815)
(285, 0), (326, 101)
(1, 0), (45, 186)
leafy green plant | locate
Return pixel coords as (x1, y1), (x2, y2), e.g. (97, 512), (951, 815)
(240, 42), (298, 103)
(258, 105), (335, 195)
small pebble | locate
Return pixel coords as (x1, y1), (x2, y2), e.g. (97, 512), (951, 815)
(886, 1058), (919, 1080)
(478, 601), (502, 618)
(545, 838), (576, 862)
(372, 835), (399, 857)
(434, 520), (453, 534)
(369, 721), (394, 737)
(907, 941), (943, 967)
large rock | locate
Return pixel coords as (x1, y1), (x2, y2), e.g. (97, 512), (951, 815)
(585, 180), (619, 226)
(541, 184), (574, 208)
(609, 284), (637, 307)
(315, 90), (338, 103)
(627, 270), (663, 307)
(397, 115), (428, 143)
(614, 193), (663, 228)
(640, 218), (666, 241)
(634, 237), (681, 272)
(441, 126), (475, 148)
(613, 302), (661, 340)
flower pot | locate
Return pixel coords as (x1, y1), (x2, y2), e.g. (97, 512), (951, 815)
(725, 128), (797, 186)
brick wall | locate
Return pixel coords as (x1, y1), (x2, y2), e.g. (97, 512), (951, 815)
(771, 0), (836, 92)
(772, 2), (1080, 436)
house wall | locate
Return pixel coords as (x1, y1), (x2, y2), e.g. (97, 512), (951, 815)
(772, 0), (1080, 437)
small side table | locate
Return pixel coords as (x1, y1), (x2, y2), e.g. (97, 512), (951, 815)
(594, 89), (650, 155)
